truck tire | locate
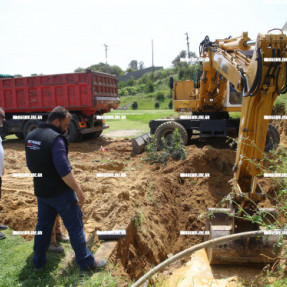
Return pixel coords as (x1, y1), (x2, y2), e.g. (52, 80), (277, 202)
(66, 121), (81, 143)
(23, 120), (40, 139)
(264, 124), (280, 152)
(154, 121), (188, 150)
(84, 130), (103, 140)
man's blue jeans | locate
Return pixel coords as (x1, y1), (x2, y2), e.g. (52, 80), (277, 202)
(33, 190), (95, 270)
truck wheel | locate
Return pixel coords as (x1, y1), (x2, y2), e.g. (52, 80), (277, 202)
(265, 124), (280, 152)
(84, 130), (103, 140)
(154, 121), (188, 150)
(66, 121), (81, 143)
(23, 120), (40, 139)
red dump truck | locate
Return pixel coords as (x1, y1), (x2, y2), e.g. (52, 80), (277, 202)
(0, 70), (119, 142)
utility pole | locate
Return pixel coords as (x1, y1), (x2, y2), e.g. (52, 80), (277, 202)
(104, 44), (108, 66)
(152, 39), (154, 80)
(185, 33), (190, 60)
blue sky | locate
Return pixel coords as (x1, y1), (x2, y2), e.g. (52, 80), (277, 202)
(1, 0), (286, 76)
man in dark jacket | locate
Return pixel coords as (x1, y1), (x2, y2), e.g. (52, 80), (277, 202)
(25, 106), (105, 272)
(0, 107), (8, 240)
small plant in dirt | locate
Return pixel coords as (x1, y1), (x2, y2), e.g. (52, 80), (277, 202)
(143, 129), (187, 164)
(143, 135), (169, 164)
(165, 128), (187, 160)
(133, 209), (144, 230)
(190, 178), (196, 185)
(147, 183), (157, 205)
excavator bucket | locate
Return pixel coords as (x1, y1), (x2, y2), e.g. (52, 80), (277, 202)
(131, 132), (151, 155)
(205, 208), (281, 264)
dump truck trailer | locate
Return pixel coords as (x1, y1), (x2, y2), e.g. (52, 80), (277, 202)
(0, 70), (119, 142)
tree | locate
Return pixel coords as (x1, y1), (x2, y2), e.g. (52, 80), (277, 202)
(128, 60), (138, 71)
(75, 67), (85, 72)
(155, 102), (160, 109)
(172, 50), (198, 67)
(74, 63), (124, 76)
(139, 61), (145, 70)
(172, 50), (186, 67)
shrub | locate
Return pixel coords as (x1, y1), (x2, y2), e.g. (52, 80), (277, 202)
(132, 101), (138, 110)
(143, 129), (187, 164)
(145, 81), (155, 93)
(169, 100), (173, 109)
(154, 102), (160, 109)
(155, 91), (165, 102)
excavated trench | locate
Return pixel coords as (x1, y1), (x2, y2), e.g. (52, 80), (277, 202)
(110, 140), (237, 282)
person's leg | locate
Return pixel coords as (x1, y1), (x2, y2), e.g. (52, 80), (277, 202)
(56, 191), (95, 270)
(54, 215), (62, 235)
(55, 215), (69, 242)
(48, 214), (64, 253)
(33, 197), (57, 269)
(50, 214), (58, 244)
(0, 177), (2, 200)
(0, 177), (7, 238)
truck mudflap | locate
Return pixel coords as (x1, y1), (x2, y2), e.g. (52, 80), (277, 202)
(131, 132), (151, 155)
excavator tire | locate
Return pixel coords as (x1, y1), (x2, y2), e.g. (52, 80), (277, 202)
(154, 121), (188, 150)
(265, 124), (280, 152)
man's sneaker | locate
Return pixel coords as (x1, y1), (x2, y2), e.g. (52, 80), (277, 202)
(80, 259), (107, 275)
(56, 233), (69, 243)
(0, 232), (6, 240)
(91, 259), (107, 271)
(80, 259), (107, 276)
(48, 242), (64, 253)
(34, 266), (44, 272)
(0, 224), (8, 230)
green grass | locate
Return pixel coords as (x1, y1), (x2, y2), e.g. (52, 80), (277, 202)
(0, 229), (121, 287)
(229, 112), (241, 119)
(119, 93), (172, 110)
(102, 110), (177, 136)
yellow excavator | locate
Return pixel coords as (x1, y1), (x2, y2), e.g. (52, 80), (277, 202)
(192, 30), (287, 264)
(132, 33), (282, 154)
(133, 29), (287, 264)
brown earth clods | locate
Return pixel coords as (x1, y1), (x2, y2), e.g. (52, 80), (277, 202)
(0, 135), (283, 283)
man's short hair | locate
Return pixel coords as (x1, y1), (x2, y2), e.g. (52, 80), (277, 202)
(48, 106), (72, 122)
